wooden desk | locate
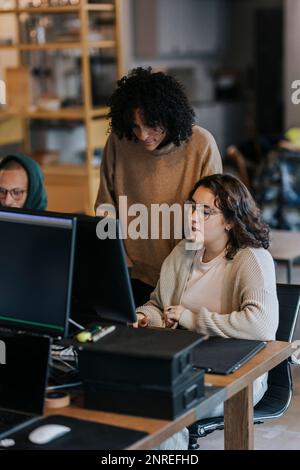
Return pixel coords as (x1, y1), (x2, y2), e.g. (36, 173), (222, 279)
(270, 230), (300, 283)
(47, 384), (225, 450)
(206, 340), (292, 449)
(46, 340), (292, 450)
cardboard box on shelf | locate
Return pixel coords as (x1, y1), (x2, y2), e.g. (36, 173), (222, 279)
(5, 66), (31, 112)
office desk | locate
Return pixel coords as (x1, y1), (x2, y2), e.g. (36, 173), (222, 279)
(46, 340), (292, 450)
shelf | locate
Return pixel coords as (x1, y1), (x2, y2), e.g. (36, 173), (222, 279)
(1, 106), (108, 120)
(42, 163), (100, 178)
(85, 5), (114, 12)
(0, 7), (80, 14)
(27, 107), (85, 119)
(0, 41), (115, 50)
(1, 107), (84, 120)
(0, 40), (116, 50)
(85, 40), (115, 49)
(90, 107), (109, 118)
(0, 4), (114, 14)
(42, 164), (89, 177)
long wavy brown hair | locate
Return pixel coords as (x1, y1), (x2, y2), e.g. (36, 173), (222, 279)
(189, 173), (270, 260)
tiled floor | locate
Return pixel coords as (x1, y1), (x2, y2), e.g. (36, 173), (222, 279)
(198, 263), (300, 450)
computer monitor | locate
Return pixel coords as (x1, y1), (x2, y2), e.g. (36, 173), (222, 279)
(0, 331), (51, 420)
(71, 215), (137, 326)
(0, 209), (76, 338)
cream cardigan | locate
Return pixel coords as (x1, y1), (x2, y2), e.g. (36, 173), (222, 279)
(136, 240), (279, 341)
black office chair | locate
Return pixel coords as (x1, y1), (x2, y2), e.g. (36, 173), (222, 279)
(188, 283), (300, 449)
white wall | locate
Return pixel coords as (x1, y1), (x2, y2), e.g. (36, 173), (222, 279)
(122, 0), (229, 72)
(119, 0), (231, 106)
(119, 0), (246, 153)
(284, 0), (300, 128)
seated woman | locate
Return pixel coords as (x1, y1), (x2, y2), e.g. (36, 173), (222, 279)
(0, 153), (47, 210)
(136, 173), (279, 449)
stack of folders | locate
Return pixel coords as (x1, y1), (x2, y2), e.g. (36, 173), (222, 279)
(77, 325), (207, 419)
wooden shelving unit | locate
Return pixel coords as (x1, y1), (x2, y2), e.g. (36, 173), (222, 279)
(0, 40), (116, 50)
(0, 0), (123, 214)
(0, 4), (115, 14)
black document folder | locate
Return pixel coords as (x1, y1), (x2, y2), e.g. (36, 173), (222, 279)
(191, 337), (266, 375)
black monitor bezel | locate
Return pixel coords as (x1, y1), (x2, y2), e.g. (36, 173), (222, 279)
(0, 207), (77, 339)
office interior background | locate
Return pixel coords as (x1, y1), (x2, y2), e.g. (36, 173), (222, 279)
(0, 0), (300, 450)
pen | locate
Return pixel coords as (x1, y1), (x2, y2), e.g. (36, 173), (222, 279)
(92, 325), (116, 342)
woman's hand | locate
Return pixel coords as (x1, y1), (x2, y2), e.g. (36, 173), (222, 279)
(163, 305), (185, 328)
(132, 312), (150, 328)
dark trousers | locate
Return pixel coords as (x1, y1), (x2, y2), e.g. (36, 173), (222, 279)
(130, 278), (154, 308)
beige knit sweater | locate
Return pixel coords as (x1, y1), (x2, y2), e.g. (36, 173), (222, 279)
(95, 126), (222, 287)
(137, 240), (279, 341)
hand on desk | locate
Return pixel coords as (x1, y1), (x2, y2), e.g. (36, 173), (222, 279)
(133, 306), (185, 329)
(163, 305), (185, 328)
(132, 313), (150, 328)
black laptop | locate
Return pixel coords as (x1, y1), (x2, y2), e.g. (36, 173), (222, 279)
(191, 337), (266, 375)
(0, 332), (51, 439)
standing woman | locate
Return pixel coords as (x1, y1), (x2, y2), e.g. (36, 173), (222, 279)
(95, 67), (222, 306)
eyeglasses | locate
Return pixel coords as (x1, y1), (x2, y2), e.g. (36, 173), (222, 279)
(0, 187), (27, 201)
(185, 200), (221, 221)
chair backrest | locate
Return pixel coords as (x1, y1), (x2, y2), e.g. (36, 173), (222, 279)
(276, 283), (300, 342)
(255, 283), (300, 416)
(188, 283), (300, 444)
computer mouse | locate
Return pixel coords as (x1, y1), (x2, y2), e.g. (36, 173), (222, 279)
(28, 424), (71, 445)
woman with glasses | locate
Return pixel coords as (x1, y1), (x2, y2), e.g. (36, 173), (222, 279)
(135, 173), (278, 449)
(0, 153), (47, 210)
(136, 173), (278, 337)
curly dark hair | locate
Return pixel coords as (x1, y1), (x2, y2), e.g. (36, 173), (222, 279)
(189, 173), (270, 260)
(107, 67), (195, 146)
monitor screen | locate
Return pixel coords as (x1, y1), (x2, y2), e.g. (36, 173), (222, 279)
(71, 215), (136, 326)
(0, 332), (51, 415)
(0, 210), (76, 337)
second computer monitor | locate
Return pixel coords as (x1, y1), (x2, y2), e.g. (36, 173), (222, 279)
(0, 209), (76, 338)
(71, 215), (137, 325)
